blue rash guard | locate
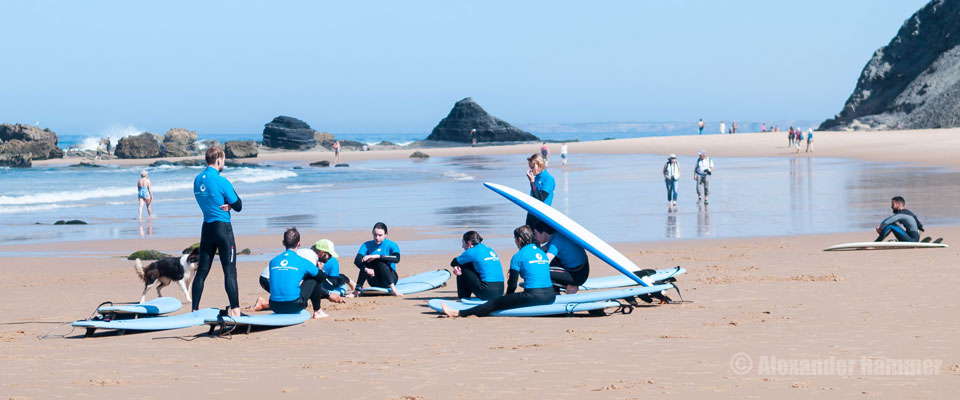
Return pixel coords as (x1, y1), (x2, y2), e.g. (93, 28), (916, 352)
(532, 170), (556, 206)
(323, 257), (340, 277)
(510, 244), (553, 289)
(357, 239), (401, 270)
(268, 250), (319, 302)
(544, 232), (588, 270)
(193, 166), (239, 223)
(456, 243), (504, 282)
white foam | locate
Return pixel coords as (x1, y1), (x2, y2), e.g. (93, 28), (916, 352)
(442, 171), (475, 181)
(73, 124), (145, 151)
(223, 168), (297, 183)
(286, 184), (334, 190)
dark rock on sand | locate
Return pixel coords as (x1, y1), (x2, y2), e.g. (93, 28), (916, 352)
(162, 128), (198, 157)
(225, 140), (258, 159)
(820, 0), (960, 131)
(115, 132), (161, 159)
(409, 151), (429, 159)
(127, 249), (173, 260)
(54, 220), (87, 225)
(0, 153), (31, 168)
(0, 123), (64, 160)
(74, 162), (104, 168)
(263, 116), (317, 150)
(310, 160), (330, 167)
(378, 141), (396, 146)
(336, 139), (366, 149)
(427, 98), (539, 143)
(335, 163), (349, 167)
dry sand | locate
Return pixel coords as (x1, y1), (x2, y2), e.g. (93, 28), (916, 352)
(5, 130), (960, 399)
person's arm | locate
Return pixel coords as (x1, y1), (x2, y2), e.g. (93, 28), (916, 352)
(506, 269), (519, 294)
(147, 180), (153, 198)
(354, 253), (365, 268)
(380, 252), (400, 264)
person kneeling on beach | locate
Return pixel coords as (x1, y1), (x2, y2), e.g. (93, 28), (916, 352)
(451, 231), (504, 301)
(352, 222), (402, 297)
(532, 222), (589, 295)
(255, 228), (345, 319)
(442, 225), (556, 317)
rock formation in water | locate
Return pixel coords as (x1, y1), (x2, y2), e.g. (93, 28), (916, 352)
(115, 132), (161, 158)
(427, 98), (539, 142)
(162, 128), (198, 157)
(820, 0), (960, 131)
(0, 123), (63, 164)
(225, 140), (258, 158)
(262, 116), (318, 150)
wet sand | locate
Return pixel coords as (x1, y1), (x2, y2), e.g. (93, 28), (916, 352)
(4, 129), (959, 398)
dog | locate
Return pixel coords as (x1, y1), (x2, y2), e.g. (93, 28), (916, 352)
(134, 248), (200, 304)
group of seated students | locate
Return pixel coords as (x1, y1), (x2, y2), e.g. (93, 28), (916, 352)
(254, 222), (403, 319)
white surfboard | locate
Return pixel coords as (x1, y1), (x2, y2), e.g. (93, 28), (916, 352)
(823, 241), (948, 251)
(484, 182), (651, 287)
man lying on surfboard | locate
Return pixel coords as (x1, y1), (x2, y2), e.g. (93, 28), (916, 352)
(875, 196), (924, 242)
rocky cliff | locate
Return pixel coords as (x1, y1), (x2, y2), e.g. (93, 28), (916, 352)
(0, 124), (63, 162)
(427, 98), (539, 142)
(820, 0), (960, 131)
(262, 116), (317, 150)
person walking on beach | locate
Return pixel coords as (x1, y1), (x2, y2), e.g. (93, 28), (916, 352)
(353, 222), (402, 297)
(698, 119), (704, 135)
(137, 170), (153, 220)
(694, 149), (714, 205)
(450, 231), (504, 301)
(794, 128), (803, 153)
(470, 129), (477, 147)
(440, 225), (555, 318)
(719, 121), (726, 135)
(875, 196), (925, 242)
(540, 142), (550, 161)
(333, 140), (341, 164)
(732, 121), (738, 134)
(560, 142), (568, 166)
(663, 154), (680, 209)
(192, 146), (243, 317)
(788, 127), (795, 147)
(533, 222), (589, 295)
(525, 153), (555, 226)
(804, 129), (814, 153)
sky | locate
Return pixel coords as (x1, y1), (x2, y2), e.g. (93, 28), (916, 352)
(0, 0), (931, 134)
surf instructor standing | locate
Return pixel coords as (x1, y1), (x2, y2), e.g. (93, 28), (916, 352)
(192, 147), (243, 317)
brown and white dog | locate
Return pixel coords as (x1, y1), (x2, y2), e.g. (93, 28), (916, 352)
(133, 248), (200, 304)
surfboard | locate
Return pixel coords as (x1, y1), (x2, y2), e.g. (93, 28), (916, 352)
(72, 308), (220, 336)
(203, 309), (311, 334)
(823, 241), (949, 251)
(96, 297), (182, 316)
(579, 267), (686, 291)
(484, 182), (651, 287)
(429, 299), (620, 317)
(458, 284), (675, 306)
(362, 269), (451, 295)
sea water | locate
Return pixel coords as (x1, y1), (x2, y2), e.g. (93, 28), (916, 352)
(1, 154), (958, 255)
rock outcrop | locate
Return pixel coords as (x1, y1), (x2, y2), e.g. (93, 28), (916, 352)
(820, 0), (960, 131)
(427, 98), (539, 143)
(262, 116), (317, 150)
(225, 140), (258, 159)
(0, 153), (31, 168)
(0, 124), (64, 161)
(162, 128), (198, 157)
(115, 132), (161, 159)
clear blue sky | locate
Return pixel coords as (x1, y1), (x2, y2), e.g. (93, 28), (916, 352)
(0, 0), (929, 134)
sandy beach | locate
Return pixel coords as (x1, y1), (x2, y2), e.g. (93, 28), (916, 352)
(4, 131), (959, 399)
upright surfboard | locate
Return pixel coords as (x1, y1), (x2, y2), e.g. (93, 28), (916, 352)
(484, 182), (650, 287)
(823, 242), (948, 251)
(362, 269), (451, 295)
(96, 297), (182, 317)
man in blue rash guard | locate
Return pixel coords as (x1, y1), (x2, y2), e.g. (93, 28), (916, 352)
(532, 222), (589, 295)
(352, 222), (402, 297)
(268, 228), (345, 319)
(192, 147), (244, 317)
(441, 225), (556, 317)
(450, 231), (504, 300)
(525, 153), (555, 227)
(875, 196), (924, 242)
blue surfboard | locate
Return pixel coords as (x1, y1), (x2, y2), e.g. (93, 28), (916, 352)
(429, 299), (620, 317)
(96, 297), (182, 316)
(579, 267), (686, 291)
(362, 269), (451, 295)
(72, 308), (220, 336)
(458, 284), (675, 306)
(203, 309), (311, 327)
(484, 182), (651, 287)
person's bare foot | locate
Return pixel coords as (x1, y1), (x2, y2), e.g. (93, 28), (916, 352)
(313, 310), (330, 319)
(351, 290), (362, 298)
(252, 297), (270, 311)
(440, 302), (459, 317)
(566, 285), (579, 294)
(389, 285), (404, 297)
(228, 307), (241, 318)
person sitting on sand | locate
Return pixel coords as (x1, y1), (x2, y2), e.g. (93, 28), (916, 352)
(137, 170), (153, 220)
(352, 222), (402, 297)
(441, 225), (555, 317)
(450, 231), (504, 301)
(255, 237), (354, 315)
(255, 228), (345, 319)
(875, 196), (924, 243)
(532, 222), (589, 295)
(525, 153), (555, 226)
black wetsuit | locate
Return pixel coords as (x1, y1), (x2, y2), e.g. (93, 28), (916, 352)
(191, 166), (243, 310)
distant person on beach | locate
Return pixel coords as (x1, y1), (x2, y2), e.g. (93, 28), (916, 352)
(694, 149), (714, 205)
(663, 154), (680, 209)
(470, 129), (477, 147)
(137, 170), (153, 220)
(540, 142), (550, 161)
(560, 142), (568, 166)
(698, 119), (704, 135)
(192, 146), (243, 317)
(353, 222), (402, 297)
(875, 196), (924, 242)
(333, 140), (341, 164)
(252, 228), (345, 319)
(440, 225), (555, 318)
(525, 153), (555, 226)
(450, 231), (504, 300)
(719, 121), (726, 135)
(533, 222), (589, 295)
(95, 143), (103, 162)
(788, 127), (795, 147)
(805, 129), (814, 153)
(762, 123), (767, 132)
(794, 130), (802, 153)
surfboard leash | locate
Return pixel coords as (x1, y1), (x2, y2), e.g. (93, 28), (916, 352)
(35, 300), (113, 340)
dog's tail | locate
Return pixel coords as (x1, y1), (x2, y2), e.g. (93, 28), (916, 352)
(134, 259), (146, 281)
